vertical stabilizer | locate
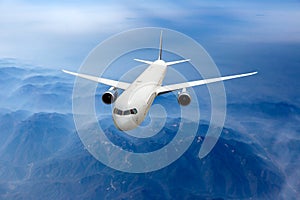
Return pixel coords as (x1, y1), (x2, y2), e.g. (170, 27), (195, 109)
(158, 31), (163, 60)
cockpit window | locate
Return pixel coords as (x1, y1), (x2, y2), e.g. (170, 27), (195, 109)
(113, 108), (123, 115)
(130, 108), (138, 114)
(123, 110), (130, 115)
(113, 108), (138, 115)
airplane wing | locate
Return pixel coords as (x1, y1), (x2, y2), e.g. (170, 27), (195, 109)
(62, 70), (131, 90)
(157, 71), (257, 94)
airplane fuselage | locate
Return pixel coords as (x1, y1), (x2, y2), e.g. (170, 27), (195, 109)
(62, 32), (257, 131)
(113, 60), (167, 131)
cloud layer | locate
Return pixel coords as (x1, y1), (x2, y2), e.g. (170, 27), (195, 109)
(0, 1), (299, 67)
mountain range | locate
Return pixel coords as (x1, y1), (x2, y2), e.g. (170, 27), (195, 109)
(0, 60), (298, 199)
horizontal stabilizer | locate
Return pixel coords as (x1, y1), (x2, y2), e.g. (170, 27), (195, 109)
(166, 59), (190, 66)
(134, 59), (153, 65)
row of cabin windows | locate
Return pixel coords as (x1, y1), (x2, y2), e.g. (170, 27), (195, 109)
(113, 108), (138, 115)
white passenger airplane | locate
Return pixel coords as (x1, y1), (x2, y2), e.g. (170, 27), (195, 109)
(63, 33), (257, 131)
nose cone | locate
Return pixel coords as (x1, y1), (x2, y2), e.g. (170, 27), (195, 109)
(113, 115), (137, 131)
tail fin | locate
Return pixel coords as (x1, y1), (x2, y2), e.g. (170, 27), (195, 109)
(134, 31), (190, 66)
(157, 31), (190, 66)
(158, 31), (163, 60)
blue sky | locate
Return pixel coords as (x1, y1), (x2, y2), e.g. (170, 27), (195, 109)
(0, 0), (299, 67)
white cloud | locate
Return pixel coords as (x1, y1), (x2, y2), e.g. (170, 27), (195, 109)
(1, 2), (135, 35)
(220, 6), (300, 43)
(0, 1), (299, 67)
(0, 1), (140, 67)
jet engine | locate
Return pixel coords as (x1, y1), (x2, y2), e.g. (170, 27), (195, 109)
(102, 87), (118, 104)
(177, 88), (191, 106)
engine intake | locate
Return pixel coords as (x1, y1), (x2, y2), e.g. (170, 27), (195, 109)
(102, 87), (118, 104)
(177, 88), (191, 106)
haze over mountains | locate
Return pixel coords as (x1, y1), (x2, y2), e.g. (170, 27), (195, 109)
(0, 58), (299, 199)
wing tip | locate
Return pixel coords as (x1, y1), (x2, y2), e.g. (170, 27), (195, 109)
(250, 71), (258, 75)
(62, 69), (77, 76)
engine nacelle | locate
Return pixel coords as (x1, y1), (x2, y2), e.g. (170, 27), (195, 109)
(177, 88), (191, 106)
(102, 87), (118, 104)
